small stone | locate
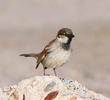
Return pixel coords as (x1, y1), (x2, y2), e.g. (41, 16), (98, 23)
(23, 94), (25, 100)
(44, 91), (59, 100)
(44, 81), (56, 92)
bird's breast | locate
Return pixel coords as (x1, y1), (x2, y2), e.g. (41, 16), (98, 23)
(42, 48), (71, 68)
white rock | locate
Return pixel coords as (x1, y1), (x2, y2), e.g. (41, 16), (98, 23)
(0, 76), (109, 100)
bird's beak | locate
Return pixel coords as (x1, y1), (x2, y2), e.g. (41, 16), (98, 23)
(71, 34), (75, 38)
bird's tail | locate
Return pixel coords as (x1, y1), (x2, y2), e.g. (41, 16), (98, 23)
(20, 53), (40, 59)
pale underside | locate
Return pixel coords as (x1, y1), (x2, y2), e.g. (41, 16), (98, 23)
(42, 39), (71, 68)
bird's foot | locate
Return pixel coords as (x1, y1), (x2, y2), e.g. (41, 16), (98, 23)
(59, 77), (64, 80)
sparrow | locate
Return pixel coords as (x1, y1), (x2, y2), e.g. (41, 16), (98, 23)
(20, 28), (75, 76)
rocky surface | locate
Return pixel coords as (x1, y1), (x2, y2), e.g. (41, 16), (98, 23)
(0, 0), (110, 97)
(0, 76), (109, 100)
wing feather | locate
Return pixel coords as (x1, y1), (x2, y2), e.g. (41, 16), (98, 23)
(37, 39), (56, 66)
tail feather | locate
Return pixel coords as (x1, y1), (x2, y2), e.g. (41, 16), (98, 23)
(20, 53), (40, 58)
(36, 63), (40, 69)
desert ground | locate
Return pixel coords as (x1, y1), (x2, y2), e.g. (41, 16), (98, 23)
(0, 0), (110, 97)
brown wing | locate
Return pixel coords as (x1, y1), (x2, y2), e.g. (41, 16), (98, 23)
(36, 39), (56, 68)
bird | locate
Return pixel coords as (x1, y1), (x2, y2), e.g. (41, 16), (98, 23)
(20, 28), (75, 76)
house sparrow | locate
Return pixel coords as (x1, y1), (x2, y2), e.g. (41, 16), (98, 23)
(20, 28), (75, 76)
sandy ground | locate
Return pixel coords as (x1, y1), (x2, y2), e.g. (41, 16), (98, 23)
(0, 0), (110, 97)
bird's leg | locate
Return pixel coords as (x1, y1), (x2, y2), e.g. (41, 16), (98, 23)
(43, 67), (46, 76)
(43, 67), (50, 76)
(53, 68), (57, 76)
(53, 68), (64, 80)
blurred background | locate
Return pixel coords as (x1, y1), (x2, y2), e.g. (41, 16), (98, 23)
(0, 0), (110, 97)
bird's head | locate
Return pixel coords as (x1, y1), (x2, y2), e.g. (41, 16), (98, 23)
(57, 28), (75, 44)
